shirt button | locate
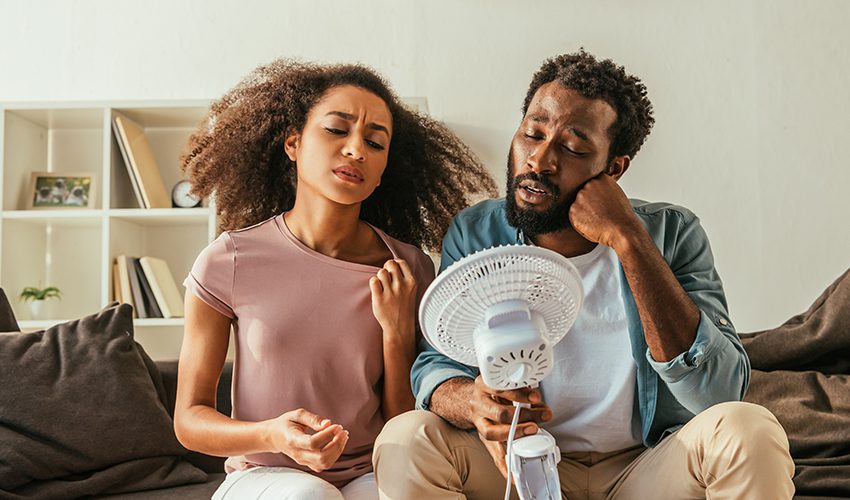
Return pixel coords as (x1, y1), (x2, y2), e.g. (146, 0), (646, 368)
(719, 318), (728, 326)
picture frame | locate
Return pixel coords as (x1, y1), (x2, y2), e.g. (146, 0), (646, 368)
(26, 172), (97, 209)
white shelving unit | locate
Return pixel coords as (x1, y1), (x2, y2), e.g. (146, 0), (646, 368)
(0, 101), (215, 359)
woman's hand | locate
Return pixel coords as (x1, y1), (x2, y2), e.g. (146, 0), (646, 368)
(264, 408), (349, 473)
(369, 259), (418, 343)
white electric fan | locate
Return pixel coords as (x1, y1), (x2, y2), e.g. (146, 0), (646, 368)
(419, 245), (584, 500)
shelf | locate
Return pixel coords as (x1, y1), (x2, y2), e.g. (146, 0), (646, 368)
(2, 209), (103, 227)
(18, 319), (75, 330)
(18, 317), (185, 331)
(135, 318), (185, 327)
(107, 207), (211, 225)
(2, 101), (212, 359)
(111, 106), (207, 129)
(4, 108), (104, 129)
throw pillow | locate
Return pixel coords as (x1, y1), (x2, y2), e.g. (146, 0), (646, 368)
(0, 302), (206, 498)
(0, 288), (18, 332)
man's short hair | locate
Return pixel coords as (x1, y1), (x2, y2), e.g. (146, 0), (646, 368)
(522, 50), (655, 160)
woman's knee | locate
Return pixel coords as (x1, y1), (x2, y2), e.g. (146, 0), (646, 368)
(214, 467), (344, 500)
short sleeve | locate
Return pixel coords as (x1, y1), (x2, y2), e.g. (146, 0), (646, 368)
(413, 251), (437, 307)
(183, 231), (236, 319)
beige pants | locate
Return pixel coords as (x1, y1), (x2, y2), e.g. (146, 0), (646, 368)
(373, 402), (794, 500)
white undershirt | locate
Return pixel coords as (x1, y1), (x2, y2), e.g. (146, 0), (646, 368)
(539, 243), (642, 453)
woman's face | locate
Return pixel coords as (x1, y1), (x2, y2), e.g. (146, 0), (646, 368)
(285, 85), (393, 206)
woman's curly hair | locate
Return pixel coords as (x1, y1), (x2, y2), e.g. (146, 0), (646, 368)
(181, 59), (497, 252)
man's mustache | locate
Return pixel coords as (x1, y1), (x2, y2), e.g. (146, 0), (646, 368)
(511, 172), (560, 199)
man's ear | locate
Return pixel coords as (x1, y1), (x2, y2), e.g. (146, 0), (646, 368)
(605, 155), (631, 180)
(283, 130), (300, 162)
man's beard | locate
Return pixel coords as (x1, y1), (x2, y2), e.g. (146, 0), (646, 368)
(505, 155), (574, 238)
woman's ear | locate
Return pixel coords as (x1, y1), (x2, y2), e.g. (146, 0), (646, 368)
(284, 131), (300, 162)
(605, 156), (631, 180)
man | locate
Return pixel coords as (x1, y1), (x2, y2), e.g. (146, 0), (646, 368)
(373, 51), (794, 499)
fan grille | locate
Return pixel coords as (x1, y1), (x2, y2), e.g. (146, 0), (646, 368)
(420, 246), (583, 366)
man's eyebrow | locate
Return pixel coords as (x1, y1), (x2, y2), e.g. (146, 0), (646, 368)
(528, 113), (590, 142)
(569, 127), (589, 142)
(326, 111), (389, 135)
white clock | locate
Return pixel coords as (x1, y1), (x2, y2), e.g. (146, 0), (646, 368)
(171, 180), (202, 208)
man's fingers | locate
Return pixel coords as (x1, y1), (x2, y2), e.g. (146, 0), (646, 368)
(475, 376), (542, 404)
(474, 393), (551, 425)
(520, 404), (552, 423)
(477, 417), (539, 442)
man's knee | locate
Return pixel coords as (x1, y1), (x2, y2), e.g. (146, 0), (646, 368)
(704, 401), (789, 449)
(375, 410), (448, 452)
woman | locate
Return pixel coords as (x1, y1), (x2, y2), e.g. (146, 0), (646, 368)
(173, 59), (496, 500)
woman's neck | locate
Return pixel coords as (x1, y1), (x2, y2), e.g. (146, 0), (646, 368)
(284, 196), (365, 259)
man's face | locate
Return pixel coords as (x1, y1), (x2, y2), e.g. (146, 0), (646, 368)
(506, 82), (618, 237)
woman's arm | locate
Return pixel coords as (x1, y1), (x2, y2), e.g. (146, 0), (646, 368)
(174, 294), (349, 471)
(371, 259), (418, 420)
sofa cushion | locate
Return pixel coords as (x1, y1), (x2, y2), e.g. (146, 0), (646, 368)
(0, 302), (207, 498)
(0, 288), (19, 332)
(91, 473), (226, 500)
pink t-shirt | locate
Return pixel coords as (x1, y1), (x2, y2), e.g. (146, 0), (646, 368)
(184, 213), (435, 487)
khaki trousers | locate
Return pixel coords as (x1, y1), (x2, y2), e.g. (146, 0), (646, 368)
(373, 402), (794, 500)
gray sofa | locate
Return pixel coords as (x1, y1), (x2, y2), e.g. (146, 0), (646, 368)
(0, 294), (233, 500)
(91, 361), (234, 499)
(5, 267), (850, 499)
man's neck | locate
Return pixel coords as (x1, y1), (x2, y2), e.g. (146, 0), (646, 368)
(530, 228), (598, 258)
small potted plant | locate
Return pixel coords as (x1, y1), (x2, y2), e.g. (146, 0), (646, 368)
(19, 286), (62, 320)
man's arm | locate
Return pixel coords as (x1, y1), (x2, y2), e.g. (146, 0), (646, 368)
(613, 222), (700, 362)
(430, 377), (476, 429)
(633, 210), (750, 412)
(570, 174), (749, 413)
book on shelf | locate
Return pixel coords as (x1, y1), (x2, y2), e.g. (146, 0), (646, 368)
(132, 257), (163, 318)
(112, 114), (172, 209)
(114, 254), (182, 319)
(139, 256), (185, 318)
(126, 257), (148, 318)
(112, 119), (145, 209)
(115, 255), (136, 316)
(112, 261), (122, 303)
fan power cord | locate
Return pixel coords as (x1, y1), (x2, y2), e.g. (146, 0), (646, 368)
(504, 401), (530, 500)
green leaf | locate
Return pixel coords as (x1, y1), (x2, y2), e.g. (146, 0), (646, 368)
(19, 285), (62, 302)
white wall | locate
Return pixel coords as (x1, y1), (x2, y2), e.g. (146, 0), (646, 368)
(2, 0), (848, 332)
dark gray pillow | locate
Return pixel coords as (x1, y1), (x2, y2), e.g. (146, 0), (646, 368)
(0, 303), (206, 498)
(0, 288), (18, 332)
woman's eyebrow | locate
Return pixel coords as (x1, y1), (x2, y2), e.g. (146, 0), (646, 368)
(326, 111), (389, 135)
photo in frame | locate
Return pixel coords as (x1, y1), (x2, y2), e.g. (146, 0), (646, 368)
(26, 172), (97, 209)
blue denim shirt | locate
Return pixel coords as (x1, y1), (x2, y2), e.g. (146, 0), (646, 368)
(411, 198), (750, 447)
